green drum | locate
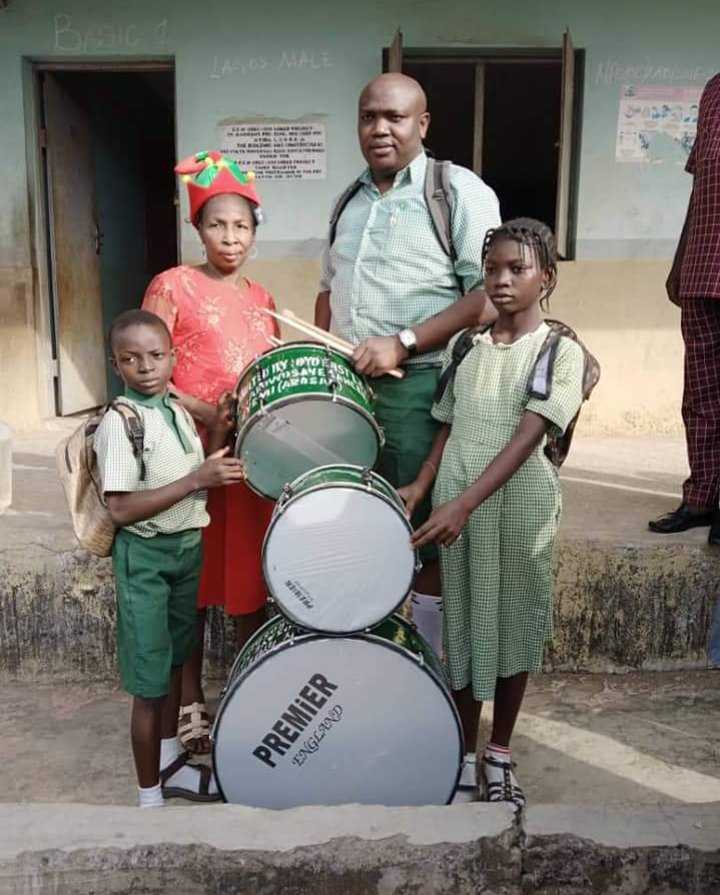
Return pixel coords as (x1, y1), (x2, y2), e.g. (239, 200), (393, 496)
(263, 464), (417, 633)
(212, 614), (463, 808)
(234, 342), (383, 499)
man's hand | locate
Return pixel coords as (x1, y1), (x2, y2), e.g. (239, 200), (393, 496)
(411, 498), (471, 548)
(194, 447), (246, 489)
(353, 336), (408, 377)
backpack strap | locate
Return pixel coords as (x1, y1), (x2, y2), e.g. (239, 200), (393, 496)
(433, 324), (490, 403)
(109, 400), (147, 482)
(527, 330), (562, 400)
(328, 179), (365, 246)
(424, 158), (456, 262)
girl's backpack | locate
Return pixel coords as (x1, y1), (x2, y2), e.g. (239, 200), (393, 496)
(434, 319), (600, 467)
(55, 400), (146, 556)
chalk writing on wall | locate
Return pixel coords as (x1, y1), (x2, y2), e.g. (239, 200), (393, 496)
(53, 14), (168, 52)
(210, 50), (331, 80)
(220, 121), (327, 180)
(615, 85), (701, 163)
(595, 60), (711, 87)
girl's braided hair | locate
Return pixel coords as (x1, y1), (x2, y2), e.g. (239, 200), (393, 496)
(481, 217), (558, 310)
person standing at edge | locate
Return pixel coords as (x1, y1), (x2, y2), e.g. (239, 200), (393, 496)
(315, 73), (501, 644)
(650, 74), (720, 545)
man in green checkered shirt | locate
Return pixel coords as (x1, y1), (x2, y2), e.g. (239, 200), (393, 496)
(315, 72), (501, 605)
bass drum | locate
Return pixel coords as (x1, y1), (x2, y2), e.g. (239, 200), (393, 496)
(263, 465), (417, 633)
(212, 615), (463, 808)
(234, 342), (383, 500)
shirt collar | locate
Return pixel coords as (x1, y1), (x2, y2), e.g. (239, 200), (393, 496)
(125, 386), (171, 408)
(360, 149), (427, 190)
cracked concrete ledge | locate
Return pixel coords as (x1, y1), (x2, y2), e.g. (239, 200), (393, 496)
(1, 538), (715, 681)
(0, 803), (718, 894)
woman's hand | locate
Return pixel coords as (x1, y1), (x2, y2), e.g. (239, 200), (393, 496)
(210, 391), (236, 436)
(411, 498), (472, 548)
(397, 480), (428, 520)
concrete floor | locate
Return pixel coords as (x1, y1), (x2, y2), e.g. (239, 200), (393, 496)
(3, 426), (719, 810)
(2, 669), (718, 808)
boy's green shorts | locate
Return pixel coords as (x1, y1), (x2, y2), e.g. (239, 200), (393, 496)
(372, 365), (442, 564)
(112, 528), (202, 698)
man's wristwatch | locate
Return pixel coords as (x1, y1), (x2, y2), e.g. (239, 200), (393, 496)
(397, 328), (418, 357)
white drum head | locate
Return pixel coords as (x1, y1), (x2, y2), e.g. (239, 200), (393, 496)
(264, 486), (415, 632)
(240, 400), (380, 499)
(213, 635), (462, 808)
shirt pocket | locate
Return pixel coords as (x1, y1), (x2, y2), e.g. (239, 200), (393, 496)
(384, 199), (447, 274)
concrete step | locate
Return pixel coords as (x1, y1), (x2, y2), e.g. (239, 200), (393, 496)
(1, 429), (717, 680)
(1, 802), (718, 894)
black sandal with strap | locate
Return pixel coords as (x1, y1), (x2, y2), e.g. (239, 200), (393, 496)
(160, 752), (222, 803)
(481, 754), (526, 809)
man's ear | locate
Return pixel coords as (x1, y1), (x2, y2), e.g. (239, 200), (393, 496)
(419, 111), (430, 139)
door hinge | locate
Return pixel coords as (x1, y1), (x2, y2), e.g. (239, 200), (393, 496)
(38, 128), (47, 149)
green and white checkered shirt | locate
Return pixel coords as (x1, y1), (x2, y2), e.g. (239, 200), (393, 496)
(94, 389), (209, 538)
(320, 151), (501, 366)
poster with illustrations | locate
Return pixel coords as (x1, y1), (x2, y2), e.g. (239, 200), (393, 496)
(615, 85), (701, 163)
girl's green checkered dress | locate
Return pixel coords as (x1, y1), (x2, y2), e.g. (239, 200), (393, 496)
(431, 323), (584, 700)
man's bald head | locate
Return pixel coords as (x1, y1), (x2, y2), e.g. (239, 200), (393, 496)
(358, 73), (430, 183)
(359, 73), (428, 115)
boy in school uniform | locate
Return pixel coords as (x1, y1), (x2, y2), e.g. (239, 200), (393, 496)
(95, 308), (245, 808)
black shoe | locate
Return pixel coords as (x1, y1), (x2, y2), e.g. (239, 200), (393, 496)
(708, 513), (720, 546)
(648, 504), (714, 534)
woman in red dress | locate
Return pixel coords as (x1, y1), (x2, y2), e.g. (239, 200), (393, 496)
(143, 151), (278, 753)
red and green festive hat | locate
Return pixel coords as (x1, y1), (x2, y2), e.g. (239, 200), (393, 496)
(175, 151), (263, 226)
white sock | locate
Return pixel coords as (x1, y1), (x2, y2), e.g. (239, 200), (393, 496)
(410, 591), (443, 656)
(138, 783), (164, 808)
(160, 736), (217, 795)
(458, 751), (476, 788)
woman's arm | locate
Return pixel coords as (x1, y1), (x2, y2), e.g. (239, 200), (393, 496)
(168, 385), (217, 429)
(412, 411), (549, 547)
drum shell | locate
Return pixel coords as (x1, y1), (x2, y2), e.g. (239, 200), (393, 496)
(233, 343), (383, 500)
(262, 464), (418, 633)
(212, 615), (463, 808)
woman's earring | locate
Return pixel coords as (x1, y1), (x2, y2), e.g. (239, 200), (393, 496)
(248, 245), (259, 261)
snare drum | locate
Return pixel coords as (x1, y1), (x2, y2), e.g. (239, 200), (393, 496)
(212, 614), (463, 808)
(263, 465), (417, 633)
(234, 342), (383, 499)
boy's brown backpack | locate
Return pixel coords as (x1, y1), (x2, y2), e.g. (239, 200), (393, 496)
(55, 400), (146, 556)
(434, 319), (600, 467)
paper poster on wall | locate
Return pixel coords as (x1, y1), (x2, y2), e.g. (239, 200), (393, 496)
(615, 85), (701, 163)
(220, 121), (326, 180)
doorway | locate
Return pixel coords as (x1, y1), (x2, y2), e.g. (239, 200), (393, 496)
(36, 64), (177, 414)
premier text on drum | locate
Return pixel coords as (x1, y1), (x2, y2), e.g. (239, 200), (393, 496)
(252, 673), (339, 768)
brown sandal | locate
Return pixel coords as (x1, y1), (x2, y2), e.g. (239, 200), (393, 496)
(160, 752), (222, 803)
(178, 702), (212, 754)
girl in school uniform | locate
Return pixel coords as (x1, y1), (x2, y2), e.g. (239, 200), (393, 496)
(399, 218), (584, 808)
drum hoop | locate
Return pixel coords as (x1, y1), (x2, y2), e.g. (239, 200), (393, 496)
(211, 618), (464, 805)
(235, 395), (384, 500)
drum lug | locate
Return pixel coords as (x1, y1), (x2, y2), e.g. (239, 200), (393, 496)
(279, 483), (294, 506)
(360, 467), (373, 489)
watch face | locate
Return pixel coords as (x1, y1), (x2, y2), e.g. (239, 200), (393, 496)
(400, 330), (416, 350)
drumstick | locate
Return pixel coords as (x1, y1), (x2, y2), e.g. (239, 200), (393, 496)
(268, 334), (285, 347)
(262, 308), (404, 380)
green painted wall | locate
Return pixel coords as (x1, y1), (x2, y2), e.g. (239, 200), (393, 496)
(0, 0), (718, 272)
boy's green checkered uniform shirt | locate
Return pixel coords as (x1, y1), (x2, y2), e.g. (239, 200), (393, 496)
(94, 389), (209, 537)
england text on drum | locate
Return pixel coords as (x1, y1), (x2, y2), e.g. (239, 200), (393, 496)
(290, 705), (343, 768)
(252, 673), (339, 768)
